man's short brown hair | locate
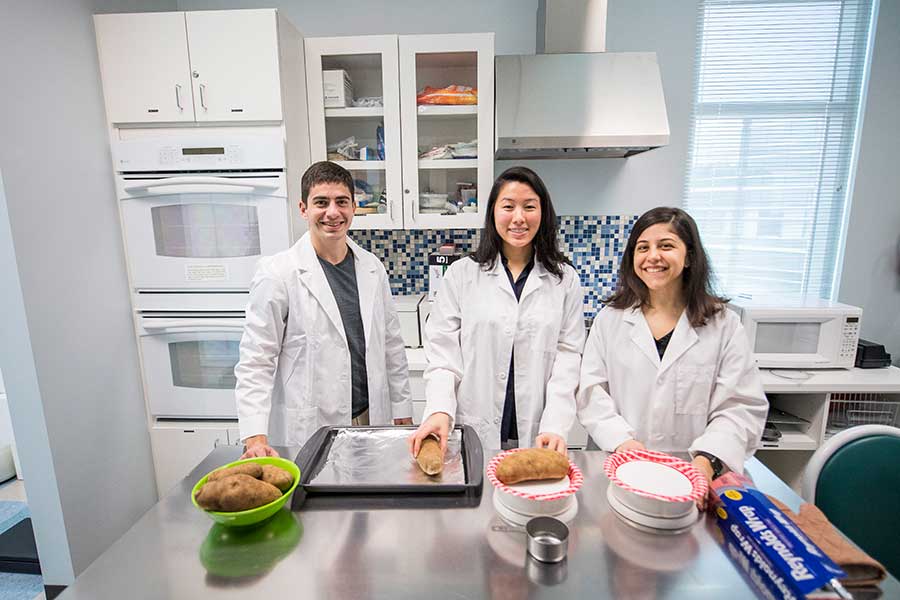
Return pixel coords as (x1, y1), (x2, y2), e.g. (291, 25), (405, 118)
(301, 161), (354, 205)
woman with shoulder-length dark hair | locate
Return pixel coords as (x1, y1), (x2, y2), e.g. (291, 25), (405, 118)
(409, 166), (586, 457)
(577, 207), (767, 502)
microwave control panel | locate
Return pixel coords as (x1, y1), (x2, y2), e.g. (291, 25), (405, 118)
(840, 316), (861, 362)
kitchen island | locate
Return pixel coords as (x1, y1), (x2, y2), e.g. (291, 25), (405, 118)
(58, 448), (898, 599)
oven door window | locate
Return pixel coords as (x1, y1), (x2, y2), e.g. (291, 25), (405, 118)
(168, 340), (239, 389)
(151, 202), (261, 258)
(755, 322), (821, 354)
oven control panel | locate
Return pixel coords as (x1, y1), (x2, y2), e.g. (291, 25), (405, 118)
(113, 133), (284, 172)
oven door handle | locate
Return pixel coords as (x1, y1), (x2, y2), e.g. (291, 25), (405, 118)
(123, 177), (280, 193)
(140, 320), (246, 335)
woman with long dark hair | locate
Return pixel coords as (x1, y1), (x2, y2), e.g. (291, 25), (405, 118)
(409, 166), (585, 456)
(577, 207), (767, 495)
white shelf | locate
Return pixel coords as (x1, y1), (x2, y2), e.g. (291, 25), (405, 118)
(759, 366), (900, 393)
(416, 105), (477, 118)
(757, 429), (819, 451)
(418, 158), (477, 170)
(334, 160), (385, 171)
(325, 106), (384, 118)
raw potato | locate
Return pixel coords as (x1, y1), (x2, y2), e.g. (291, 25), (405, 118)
(496, 448), (569, 485)
(207, 463), (263, 482)
(196, 474), (282, 512)
(261, 464), (293, 491)
(416, 436), (443, 476)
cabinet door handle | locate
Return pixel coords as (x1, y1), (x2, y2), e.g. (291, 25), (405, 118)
(199, 84), (207, 110)
(175, 84), (183, 110)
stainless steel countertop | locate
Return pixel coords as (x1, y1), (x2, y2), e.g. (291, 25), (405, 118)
(59, 449), (899, 599)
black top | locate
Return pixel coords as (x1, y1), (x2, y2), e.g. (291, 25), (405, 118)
(500, 254), (535, 443)
(655, 329), (674, 359)
(318, 249), (369, 418)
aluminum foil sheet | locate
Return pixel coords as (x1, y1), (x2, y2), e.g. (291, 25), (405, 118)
(309, 428), (466, 487)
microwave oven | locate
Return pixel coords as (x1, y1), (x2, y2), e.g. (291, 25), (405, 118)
(728, 297), (862, 369)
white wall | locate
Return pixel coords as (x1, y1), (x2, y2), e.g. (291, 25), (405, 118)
(838, 0), (900, 365)
(0, 0), (172, 584)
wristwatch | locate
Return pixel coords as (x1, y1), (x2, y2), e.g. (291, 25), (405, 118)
(695, 451), (724, 479)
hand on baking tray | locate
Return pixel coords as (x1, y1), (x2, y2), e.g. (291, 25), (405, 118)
(241, 435), (280, 459)
(408, 412), (450, 458)
(534, 432), (568, 455)
(691, 455), (714, 511)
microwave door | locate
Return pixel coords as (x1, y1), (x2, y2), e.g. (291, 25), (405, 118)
(119, 176), (289, 291)
(139, 319), (244, 418)
(749, 318), (832, 368)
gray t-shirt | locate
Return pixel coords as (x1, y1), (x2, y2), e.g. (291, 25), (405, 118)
(317, 249), (369, 418)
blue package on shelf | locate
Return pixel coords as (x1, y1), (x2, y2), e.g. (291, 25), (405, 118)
(376, 123), (385, 160)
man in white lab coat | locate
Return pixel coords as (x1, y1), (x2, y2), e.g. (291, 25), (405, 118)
(236, 161), (412, 457)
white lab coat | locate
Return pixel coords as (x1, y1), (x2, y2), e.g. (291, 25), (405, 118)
(577, 305), (767, 473)
(235, 233), (412, 447)
(422, 256), (586, 451)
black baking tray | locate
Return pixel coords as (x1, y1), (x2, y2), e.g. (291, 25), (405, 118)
(291, 425), (483, 510)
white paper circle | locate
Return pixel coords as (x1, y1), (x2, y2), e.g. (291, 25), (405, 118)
(615, 461), (692, 497)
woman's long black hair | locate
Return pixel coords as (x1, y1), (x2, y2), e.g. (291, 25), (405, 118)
(606, 207), (727, 327)
(472, 166), (570, 279)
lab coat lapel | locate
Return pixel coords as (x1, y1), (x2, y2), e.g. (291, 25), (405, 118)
(658, 310), (699, 375)
(625, 307), (661, 368)
(296, 234), (347, 345)
(489, 258), (517, 300)
(348, 237), (376, 350)
(519, 260), (546, 303)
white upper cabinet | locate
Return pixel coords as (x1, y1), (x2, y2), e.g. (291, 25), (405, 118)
(95, 10), (283, 124)
(304, 32), (494, 230)
(305, 36), (403, 229)
(400, 33), (494, 230)
(186, 10), (283, 122)
(94, 12), (194, 123)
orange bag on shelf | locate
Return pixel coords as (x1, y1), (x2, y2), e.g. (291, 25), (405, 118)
(416, 85), (478, 105)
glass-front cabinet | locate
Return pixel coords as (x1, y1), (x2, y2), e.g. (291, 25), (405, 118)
(305, 33), (494, 230)
(306, 36), (403, 229)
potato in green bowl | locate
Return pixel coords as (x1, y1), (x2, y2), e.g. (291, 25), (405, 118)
(192, 457), (301, 527)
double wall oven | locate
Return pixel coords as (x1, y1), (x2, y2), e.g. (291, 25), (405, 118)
(115, 129), (291, 420)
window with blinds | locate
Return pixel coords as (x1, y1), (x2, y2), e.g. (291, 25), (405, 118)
(684, 0), (877, 299)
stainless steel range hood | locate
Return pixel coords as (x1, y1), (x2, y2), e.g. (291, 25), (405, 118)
(495, 1), (670, 159)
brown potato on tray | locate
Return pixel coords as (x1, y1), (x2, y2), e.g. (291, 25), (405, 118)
(416, 436), (443, 476)
(261, 464), (294, 491)
(496, 448), (569, 485)
(207, 462), (263, 482)
(195, 474), (282, 512)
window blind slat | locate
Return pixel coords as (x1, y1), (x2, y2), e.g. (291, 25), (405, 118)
(684, 0), (875, 299)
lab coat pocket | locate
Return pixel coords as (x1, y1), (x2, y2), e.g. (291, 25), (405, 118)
(286, 406), (320, 446)
(674, 365), (714, 415)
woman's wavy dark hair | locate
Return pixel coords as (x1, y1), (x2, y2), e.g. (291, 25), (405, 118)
(606, 207), (727, 327)
(472, 166), (570, 279)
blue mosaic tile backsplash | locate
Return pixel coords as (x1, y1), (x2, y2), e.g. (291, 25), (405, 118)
(353, 215), (639, 319)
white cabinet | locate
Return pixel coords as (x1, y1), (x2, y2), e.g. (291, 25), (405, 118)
(399, 33), (494, 230)
(306, 36), (404, 229)
(149, 421), (241, 495)
(93, 12), (193, 123)
(95, 10), (284, 124)
(305, 33), (494, 230)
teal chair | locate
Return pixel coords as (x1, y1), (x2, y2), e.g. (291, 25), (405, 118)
(801, 425), (900, 577)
